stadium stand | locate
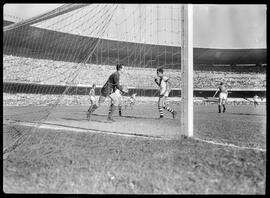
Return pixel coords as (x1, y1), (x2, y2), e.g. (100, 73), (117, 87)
(3, 55), (266, 89)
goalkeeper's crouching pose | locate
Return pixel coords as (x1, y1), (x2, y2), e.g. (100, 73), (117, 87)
(155, 68), (177, 119)
(87, 64), (128, 122)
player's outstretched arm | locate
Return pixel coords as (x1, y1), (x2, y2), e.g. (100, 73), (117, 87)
(154, 77), (160, 86)
(213, 89), (218, 98)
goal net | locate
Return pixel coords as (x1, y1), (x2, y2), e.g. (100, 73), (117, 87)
(3, 4), (185, 157)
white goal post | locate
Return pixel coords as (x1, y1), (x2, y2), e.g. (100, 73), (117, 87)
(181, 4), (193, 137)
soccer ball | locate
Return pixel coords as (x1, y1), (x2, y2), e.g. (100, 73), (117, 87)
(121, 85), (129, 93)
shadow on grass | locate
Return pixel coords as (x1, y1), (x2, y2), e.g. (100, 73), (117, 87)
(62, 117), (112, 123)
(92, 114), (160, 120)
(229, 113), (266, 116)
(41, 121), (164, 139)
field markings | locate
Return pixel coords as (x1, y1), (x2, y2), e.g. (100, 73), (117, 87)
(4, 117), (266, 152)
(192, 137), (266, 152)
(9, 120), (173, 141)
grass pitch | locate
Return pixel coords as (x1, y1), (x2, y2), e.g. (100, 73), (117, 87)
(3, 103), (266, 194)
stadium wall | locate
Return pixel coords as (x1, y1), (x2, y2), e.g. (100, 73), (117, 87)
(3, 82), (266, 98)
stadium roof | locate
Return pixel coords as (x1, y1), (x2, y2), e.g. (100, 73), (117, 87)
(4, 4), (266, 49)
(3, 20), (266, 66)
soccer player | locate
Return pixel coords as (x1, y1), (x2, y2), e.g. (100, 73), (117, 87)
(244, 95), (261, 107)
(154, 68), (177, 119)
(87, 64), (128, 122)
(253, 95), (260, 107)
(213, 82), (228, 113)
(86, 84), (96, 119)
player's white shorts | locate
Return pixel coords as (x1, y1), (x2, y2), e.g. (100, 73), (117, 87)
(109, 89), (122, 106)
(158, 95), (169, 108)
(219, 92), (228, 100)
(90, 96), (96, 103)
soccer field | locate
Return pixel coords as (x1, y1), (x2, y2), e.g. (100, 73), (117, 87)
(3, 103), (266, 150)
(3, 103), (266, 194)
(3, 3), (267, 194)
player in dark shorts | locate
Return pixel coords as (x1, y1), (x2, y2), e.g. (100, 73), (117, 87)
(87, 64), (127, 121)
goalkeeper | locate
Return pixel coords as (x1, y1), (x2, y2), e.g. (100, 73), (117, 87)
(87, 64), (128, 122)
(154, 68), (177, 119)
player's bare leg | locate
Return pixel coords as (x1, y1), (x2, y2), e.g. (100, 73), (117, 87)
(108, 104), (117, 122)
(118, 105), (122, 116)
(108, 104), (122, 116)
(86, 101), (94, 119)
(222, 100), (226, 113)
(158, 97), (164, 118)
(87, 101), (94, 119)
(107, 91), (121, 122)
(218, 98), (222, 113)
(87, 96), (105, 121)
(130, 102), (134, 110)
(86, 101), (93, 120)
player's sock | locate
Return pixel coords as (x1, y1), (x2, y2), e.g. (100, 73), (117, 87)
(164, 106), (174, 113)
(118, 105), (122, 116)
(108, 104), (116, 121)
(108, 104), (113, 120)
(222, 105), (226, 113)
(87, 104), (93, 112)
(90, 104), (98, 113)
(159, 107), (164, 118)
(218, 105), (221, 113)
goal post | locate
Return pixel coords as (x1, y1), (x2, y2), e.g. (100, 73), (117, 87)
(181, 4), (193, 137)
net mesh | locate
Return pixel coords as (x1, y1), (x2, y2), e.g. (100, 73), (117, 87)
(3, 4), (184, 156)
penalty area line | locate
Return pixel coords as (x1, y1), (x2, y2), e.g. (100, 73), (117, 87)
(12, 121), (172, 141)
(192, 137), (266, 152)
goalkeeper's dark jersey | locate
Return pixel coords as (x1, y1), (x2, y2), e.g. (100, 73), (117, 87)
(101, 71), (122, 97)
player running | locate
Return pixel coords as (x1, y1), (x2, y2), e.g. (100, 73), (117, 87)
(213, 82), (228, 113)
(87, 64), (128, 122)
(154, 68), (177, 119)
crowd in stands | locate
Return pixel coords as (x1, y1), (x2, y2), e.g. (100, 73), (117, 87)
(3, 93), (258, 107)
(4, 55), (266, 90)
(193, 64), (266, 74)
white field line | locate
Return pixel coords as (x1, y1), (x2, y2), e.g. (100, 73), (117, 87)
(5, 121), (266, 152)
(11, 121), (171, 141)
(192, 137), (266, 152)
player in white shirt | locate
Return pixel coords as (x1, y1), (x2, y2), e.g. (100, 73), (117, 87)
(154, 68), (177, 119)
(86, 84), (96, 120)
(213, 82), (228, 113)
